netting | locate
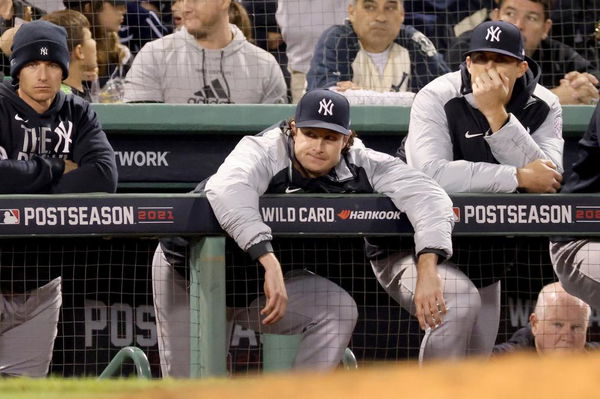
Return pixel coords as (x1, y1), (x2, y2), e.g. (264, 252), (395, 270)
(2, 234), (598, 377)
(0, 0), (597, 104)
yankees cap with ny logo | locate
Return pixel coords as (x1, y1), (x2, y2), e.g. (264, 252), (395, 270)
(465, 20), (525, 61)
(295, 89), (351, 135)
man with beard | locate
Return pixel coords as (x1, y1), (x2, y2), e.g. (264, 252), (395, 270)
(123, 0), (287, 104)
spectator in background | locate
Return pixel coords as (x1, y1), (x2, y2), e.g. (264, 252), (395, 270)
(306, 0), (450, 106)
(446, 0), (600, 105)
(0, 20), (117, 376)
(229, 0), (252, 42)
(119, 0), (170, 56)
(64, 0), (129, 88)
(276, 0), (348, 103)
(123, 0), (286, 104)
(0, 0), (45, 77)
(242, 0), (289, 101)
(493, 282), (594, 354)
(377, 21), (563, 360)
(42, 9), (98, 101)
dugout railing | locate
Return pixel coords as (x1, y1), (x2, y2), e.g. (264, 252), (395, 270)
(88, 104), (595, 192)
(1, 193), (600, 377)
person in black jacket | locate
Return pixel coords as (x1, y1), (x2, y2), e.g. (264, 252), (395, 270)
(550, 101), (600, 312)
(446, 0), (600, 105)
(0, 20), (117, 376)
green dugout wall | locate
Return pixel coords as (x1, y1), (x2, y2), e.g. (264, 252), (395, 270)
(89, 104), (595, 191)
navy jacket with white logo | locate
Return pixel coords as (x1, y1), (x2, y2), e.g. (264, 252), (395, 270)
(0, 81), (117, 194)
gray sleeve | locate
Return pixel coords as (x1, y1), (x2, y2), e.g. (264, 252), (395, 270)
(484, 93), (564, 173)
(359, 148), (455, 258)
(205, 136), (276, 252)
(123, 43), (164, 103)
(406, 82), (519, 193)
(261, 58), (288, 104)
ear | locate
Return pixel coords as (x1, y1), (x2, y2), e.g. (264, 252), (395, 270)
(222, 0), (231, 11)
(530, 313), (539, 336)
(348, 2), (355, 23)
(491, 8), (500, 21)
(465, 55), (473, 73)
(73, 44), (84, 61)
(542, 18), (552, 40)
(290, 120), (297, 136)
(516, 60), (528, 78)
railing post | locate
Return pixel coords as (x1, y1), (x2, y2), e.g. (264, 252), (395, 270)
(98, 346), (151, 379)
(189, 236), (227, 378)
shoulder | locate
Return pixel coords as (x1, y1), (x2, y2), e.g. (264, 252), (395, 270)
(320, 23), (355, 45)
(415, 71), (462, 104)
(238, 40), (280, 66)
(140, 31), (184, 53)
(61, 94), (98, 123)
(399, 25), (439, 58)
(532, 83), (560, 109)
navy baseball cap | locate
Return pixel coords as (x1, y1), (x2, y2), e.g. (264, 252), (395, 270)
(295, 89), (351, 136)
(465, 20), (525, 61)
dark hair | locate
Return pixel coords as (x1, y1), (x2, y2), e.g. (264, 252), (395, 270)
(65, 0), (123, 79)
(229, 1), (253, 42)
(286, 118), (357, 154)
(42, 10), (90, 53)
(496, 0), (554, 20)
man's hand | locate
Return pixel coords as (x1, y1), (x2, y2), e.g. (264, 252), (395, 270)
(335, 81), (362, 92)
(551, 72), (599, 105)
(472, 67), (510, 132)
(258, 252), (288, 325)
(517, 159), (562, 193)
(414, 253), (446, 331)
(64, 160), (78, 174)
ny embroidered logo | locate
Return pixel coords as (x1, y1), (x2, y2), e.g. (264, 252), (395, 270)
(485, 26), (502, 42)
(40, 47), (48, 56)
(318, 99), (334, 116)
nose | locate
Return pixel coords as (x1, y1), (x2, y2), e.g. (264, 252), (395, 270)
(182, 0), (193, 13)
(37, 64), (48, 81)
(513, 16), (526, 31)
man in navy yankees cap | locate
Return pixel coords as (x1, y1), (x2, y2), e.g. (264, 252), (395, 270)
(466, 20), (526, 62)
(392, 17), (563, 361)
(0, 19), (117, 378)
(152, 86), (455, 376)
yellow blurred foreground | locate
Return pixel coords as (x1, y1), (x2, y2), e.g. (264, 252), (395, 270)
(118, 352), (600, 399)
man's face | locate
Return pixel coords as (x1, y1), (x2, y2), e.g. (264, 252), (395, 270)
(466, 51), (528, 99)
(182, 0), (225, 38)
(348, 0), (404, 53)
(531, 298), (589, 353)
(98, 2), (125, 32)
(493, 0), (552, 57)
(80, 27), (98, 75)
(18, 60), (63, 112)
(292, 125), (349, 178)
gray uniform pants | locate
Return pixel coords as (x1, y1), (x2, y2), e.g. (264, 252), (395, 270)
(550, 239), (600, 309)
(152, 248), (358, 377)
(371, 252), (500, 360)
(0, 276), (61, 376)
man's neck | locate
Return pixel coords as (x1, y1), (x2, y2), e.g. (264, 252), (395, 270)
(194, 23), (233, 49)
(17, 89), (54, 114)
(64, 65), (84, 92)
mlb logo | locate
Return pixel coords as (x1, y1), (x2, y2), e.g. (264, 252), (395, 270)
(452, 207), (460, 222)
(0, 209), (20, 225)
